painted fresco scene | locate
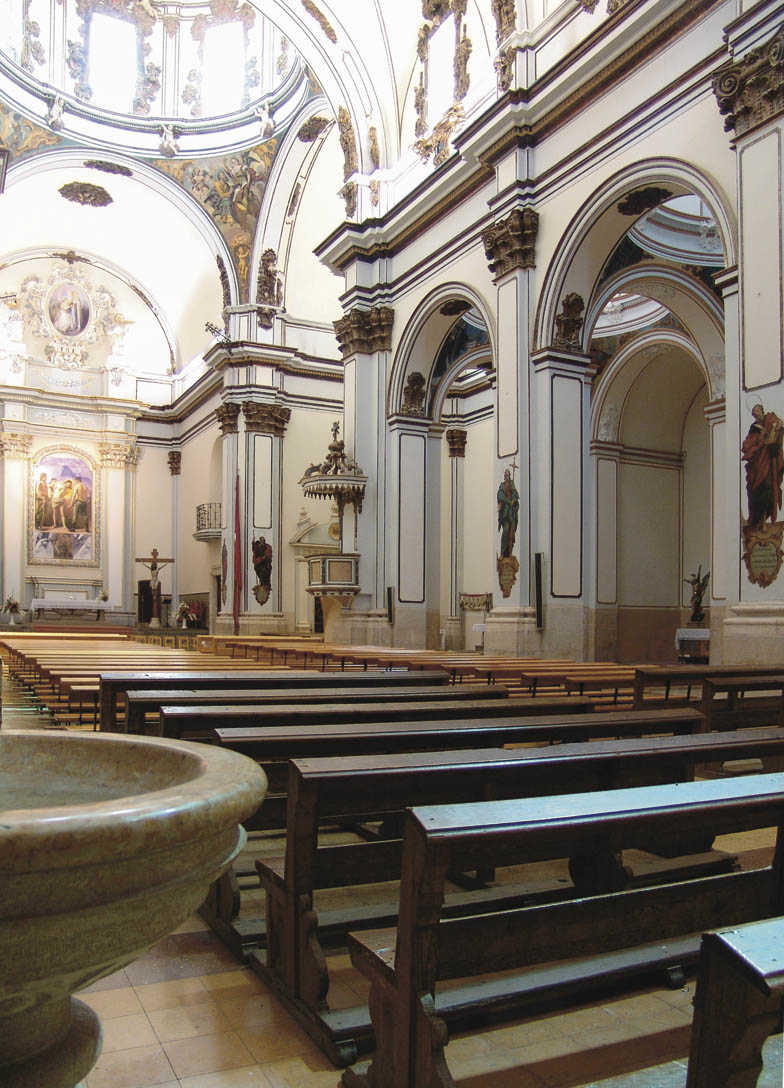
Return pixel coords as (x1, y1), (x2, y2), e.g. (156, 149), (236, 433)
(31, 451), (94, 562)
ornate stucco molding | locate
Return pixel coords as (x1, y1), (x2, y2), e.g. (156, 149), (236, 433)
(99, 442), (139, 469)
(242, 401), (291, 436)
(713, 25), (784, 139)
(491, 0), (516, 44)
(446, 428), (467, 457)
(334, 306), (394, 358)
(401, 372), (427, 417)
(168, 450), (182, 475)
(482, 207), (539, 280)
(494, 46), (514, 92)
(0, 433), (32, 460)
(553, 293), (585, 350)
(215, 402), (241, 435)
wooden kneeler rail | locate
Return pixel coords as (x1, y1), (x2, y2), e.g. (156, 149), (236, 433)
(341, 774), (784, 1088)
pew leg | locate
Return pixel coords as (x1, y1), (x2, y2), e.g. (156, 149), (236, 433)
(414, 992), (455, 1088)
(687, 935), (782, 1088)
(298, 895), (330, 1010)
(569, 850), (630, 894)
(342, 978), (405, 1088)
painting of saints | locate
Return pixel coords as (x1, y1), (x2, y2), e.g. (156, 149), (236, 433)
(742, 404), (784, 527)
(497, 468), (519, 558)
(31, 451), (95, 563)
(35, 472), (53, 529)
(47, 282), (90, 337)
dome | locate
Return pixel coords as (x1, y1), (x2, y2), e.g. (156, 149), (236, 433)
(0, 0), (310, 156)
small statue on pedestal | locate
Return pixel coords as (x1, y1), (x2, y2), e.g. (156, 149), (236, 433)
(684, 565), (710, 625)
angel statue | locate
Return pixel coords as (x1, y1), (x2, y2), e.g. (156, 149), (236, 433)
(684, 565), (710, 624)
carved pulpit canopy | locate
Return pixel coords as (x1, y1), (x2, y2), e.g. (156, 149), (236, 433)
(299, 422), (368, 551)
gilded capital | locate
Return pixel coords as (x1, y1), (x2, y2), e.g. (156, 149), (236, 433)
(491, 0), (516, 43)
(0, 433), (32, 460)
(713, 25), (784, 138)
(334, 306), (394, 358)
(100, 442), (139, 469)
(482, 207), (539, 280)
(446, 428), (468, 457)
(242, 401), (291, 436)
(168, 450), (182, 475)
(215, 402), (241, 435)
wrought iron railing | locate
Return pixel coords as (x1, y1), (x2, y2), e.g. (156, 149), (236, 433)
(195, 502), (221, 532)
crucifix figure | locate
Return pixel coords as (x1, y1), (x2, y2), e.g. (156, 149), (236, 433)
(136, 547), (174, 627)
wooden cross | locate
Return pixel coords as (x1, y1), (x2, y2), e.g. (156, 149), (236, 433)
(509, 458), (519, 481)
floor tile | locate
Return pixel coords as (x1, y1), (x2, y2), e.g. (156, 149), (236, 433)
(100, 1011), (159, 1052)
(80, 985), (144, 1020)
(163, 1031), (256, 1078)
(179, 1067), (275, 1088)
(148, 1000), (233, 1042)
(85, 1043), (176, 1088)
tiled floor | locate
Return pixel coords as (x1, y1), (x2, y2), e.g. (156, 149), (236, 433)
(4, 666), (783, 1087)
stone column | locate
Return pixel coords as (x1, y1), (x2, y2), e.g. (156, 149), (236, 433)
(242, 400), (290, 633)
(0, 433), (31, 608)
(712, 20), (784, 662)
(335, 305), (394, 642)
(443, 427), (467, 649)
(100, 443), (139, 624)
(481, 206), (539, 655)
(167, 450), (181, 617)
(215, 401), (240, 634)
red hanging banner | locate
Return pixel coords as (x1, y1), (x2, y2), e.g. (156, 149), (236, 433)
(232, 473), (242, 635)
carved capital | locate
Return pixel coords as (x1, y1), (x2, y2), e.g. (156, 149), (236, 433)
(334, 306), (394, 358)
(0, 433), (32, 460)
(713, 25), (784, 138)
(554, 293), (585, 350)
(168, 450), (182, 475)
(242, 401), (291, 436)
(483, 207), (539, 280)
(446, 428), (467, 457)
(215, 402), (241, 435)
(100, 442), (139, 469)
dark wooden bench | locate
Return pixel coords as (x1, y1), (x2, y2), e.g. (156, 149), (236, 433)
(123, 683), (510, 735)
(633, 664), (784, 710)
(98, 668), (449, 731)
(158, 695), (594, 740)
(342, 773), (784, 1088)
(210, 707), (704, 801)
(236, 727), (784, 1065)
(701, 674), (784, 731)
(687, 916), (784, 1087)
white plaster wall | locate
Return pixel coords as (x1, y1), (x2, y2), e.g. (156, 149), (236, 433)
(461, 416), (495, 596)
(682, 387), (710, 605)
(618, 462), (680, 606)
(178, 426), (221, 596)
(284, 129), (345, 325)
(134, 445), (174, 596)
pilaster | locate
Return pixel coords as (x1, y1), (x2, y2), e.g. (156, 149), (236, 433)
(0, 433), (31, 607)
(99, 442), (139, 618)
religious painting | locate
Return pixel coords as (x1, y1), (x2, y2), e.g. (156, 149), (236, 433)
(741, 403), (784, 587)
(47, 282), (90, 338)
(29, 449), (99, 566)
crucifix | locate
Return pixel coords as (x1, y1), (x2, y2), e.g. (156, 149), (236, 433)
(135, 547), (174, 627)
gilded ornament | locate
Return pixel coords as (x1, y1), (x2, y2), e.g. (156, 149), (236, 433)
(301, 0), (337, 43)
(215, 402), (241, 434)
(297, 116), (330, 142)
(85, 160), (133, 177)
(256, 249), (282, 308)
(242, 402), (291, 436)
(0, 433), (32, 460)
(401, 372), (427, 417)
(368, 126), (380, 171)
(454, 24), (471, 101)
(340, 181), (357, 218)
(494, 47), (514, 92)
(553, 293), (585, 349)
(337, 106), (358, 181)
(59, 181), (112, 207)
(167, 451), (182, 476)
(491, 0), (516, 44)
(413, 103), (463, 165)
(334, 307), (394, 358)
(617, 186), (672, 216)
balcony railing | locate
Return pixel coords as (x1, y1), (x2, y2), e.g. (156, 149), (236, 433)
(194, 502), (221, 541)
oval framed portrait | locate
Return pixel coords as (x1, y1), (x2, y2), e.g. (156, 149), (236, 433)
(47, 282), (90, 338)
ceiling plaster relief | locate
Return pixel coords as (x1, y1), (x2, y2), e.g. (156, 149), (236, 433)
(255, 248), (283, 329)
(58, 180), (113, 206)
(21, 0), (46, 75)
(337, 105), (358, 217)
(301, 0), (337, 44)
(491, 0), (516, 44)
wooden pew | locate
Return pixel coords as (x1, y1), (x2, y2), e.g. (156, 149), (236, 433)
(98, 668), (449, 732)
(341, 773), (784, 1088)
(633, 664), (784, 709)
(158, 695), (594, 741)
(241, 727), (784, 1065)
(687, 916), (784, 1088)
(701, 674), (784, 731)
(123, 683), (510, 735)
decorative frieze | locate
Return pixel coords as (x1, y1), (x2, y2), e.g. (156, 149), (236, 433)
(491, 0), (516, 44)
(215, 402), (241, 435)
(401, 372), (427, 417)
(168, 450), (182, 475)
(482, 207), (539, 280)
(553, 293), (585, 350)
(713, 25), (784, 138)
(334, 306), (394, 358)
(0, 433), (32, 460)
(99, 442), (138, 469)
(445, 428), (467, 457)
(242, 402), (291, 436)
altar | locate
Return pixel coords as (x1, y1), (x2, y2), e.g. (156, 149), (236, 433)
(30, 598), (114, 620)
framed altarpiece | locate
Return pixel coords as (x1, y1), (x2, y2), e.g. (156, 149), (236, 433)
(28, 447), (101, 566)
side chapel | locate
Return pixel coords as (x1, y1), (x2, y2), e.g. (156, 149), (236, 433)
(0, 0), (782, 665)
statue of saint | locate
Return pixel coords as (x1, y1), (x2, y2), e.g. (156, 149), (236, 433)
(742, 403), (784, 527)
(684, 565), (710, 625)
(497, 468), (519, 558)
